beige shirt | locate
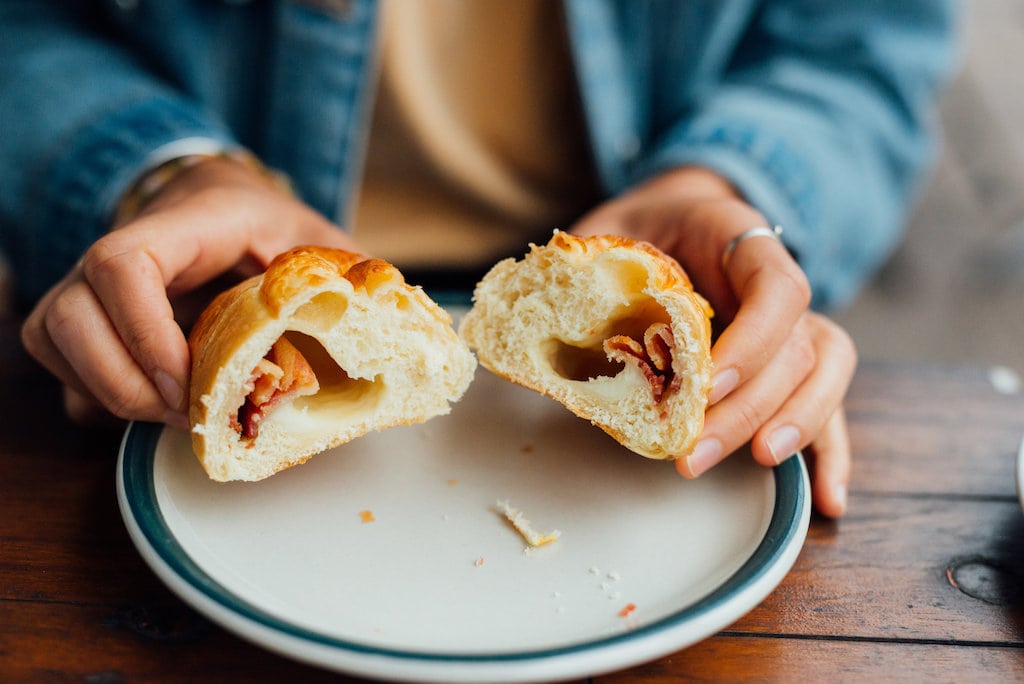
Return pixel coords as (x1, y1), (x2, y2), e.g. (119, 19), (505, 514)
(352, 0), (603, 271)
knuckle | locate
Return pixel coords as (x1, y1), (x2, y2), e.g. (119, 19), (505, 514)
(789, 329), (818, 378)
(730, 395), (765, 441)
(123, 326), (165, 369)
(43, 287), (87, 344)
(732, 315), (775, 371)
(750, 325), (779, 369)
(782, 264), (812, 310)
(80, 234), (131, 282)
(800, 390), (832, 428)
(98, 380), (150, 421)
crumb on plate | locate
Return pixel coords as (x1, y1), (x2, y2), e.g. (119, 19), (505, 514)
(495, 499), (561, 547)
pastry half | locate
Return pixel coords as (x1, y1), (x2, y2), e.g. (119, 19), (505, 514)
(459, 232), (713, 460)
(188, 245), (477, 481)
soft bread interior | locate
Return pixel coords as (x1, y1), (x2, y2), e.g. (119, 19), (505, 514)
(546, 298), (668, 382)
(459, 232), (712, 459)
(189, 247), (476, 482)
(262, 330), (383, 432)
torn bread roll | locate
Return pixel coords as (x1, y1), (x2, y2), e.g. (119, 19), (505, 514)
(188, 245), (476, 481)
(459, 232), (713, 460)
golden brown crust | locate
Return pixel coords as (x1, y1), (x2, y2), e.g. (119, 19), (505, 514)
(460, 231), (714, 460)
(188, 278), (264, 434)
(259, 246), (368, 315)
(187, 245), (476, 481)
(543, 232), (712, 319)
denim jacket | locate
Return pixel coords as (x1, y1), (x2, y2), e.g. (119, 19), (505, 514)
(0, 0), (960, 310)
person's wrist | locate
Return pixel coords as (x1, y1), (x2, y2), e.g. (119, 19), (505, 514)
(114, 149), (292, 226)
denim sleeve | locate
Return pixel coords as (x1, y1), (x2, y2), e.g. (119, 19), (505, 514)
(0, 2), (236, 309)
(636, 1), (962, 310)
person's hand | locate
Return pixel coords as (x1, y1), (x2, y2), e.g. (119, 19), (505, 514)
(571, 167), (856, 518)
(21, 155), (361, 429)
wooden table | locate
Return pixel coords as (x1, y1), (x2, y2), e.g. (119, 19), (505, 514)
(3, 317), (1024, 682)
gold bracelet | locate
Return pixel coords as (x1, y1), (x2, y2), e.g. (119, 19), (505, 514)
(114, 148), (293, 225)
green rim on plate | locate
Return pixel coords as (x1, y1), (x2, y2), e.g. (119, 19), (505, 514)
(120, 420), (807, 664)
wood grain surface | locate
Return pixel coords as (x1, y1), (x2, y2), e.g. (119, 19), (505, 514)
(3, 315), (1024, 682)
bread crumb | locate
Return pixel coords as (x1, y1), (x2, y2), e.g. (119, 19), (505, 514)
(588, 566), (601, 576)
(495, 500), (561, 547)
(607, 571), (621, 581)
(474, 556), (485, 567)
(359, 510), (375, 523)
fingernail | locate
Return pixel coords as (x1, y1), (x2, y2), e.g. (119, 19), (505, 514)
(163, 410), (189, 431)
(709, 368), (739, 404)
(686, 438), (723, 477)
(154, 369), (184, 410)
(766, 425), (801, 464)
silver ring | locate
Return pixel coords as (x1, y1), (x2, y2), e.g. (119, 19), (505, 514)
(721, 225), (783, 270)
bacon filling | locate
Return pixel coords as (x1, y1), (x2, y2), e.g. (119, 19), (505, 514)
(232, 336), (320, 439)
(603, 322), (680, 404)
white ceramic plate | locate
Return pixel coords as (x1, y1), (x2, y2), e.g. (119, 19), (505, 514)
(118, 366), (809, 683)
